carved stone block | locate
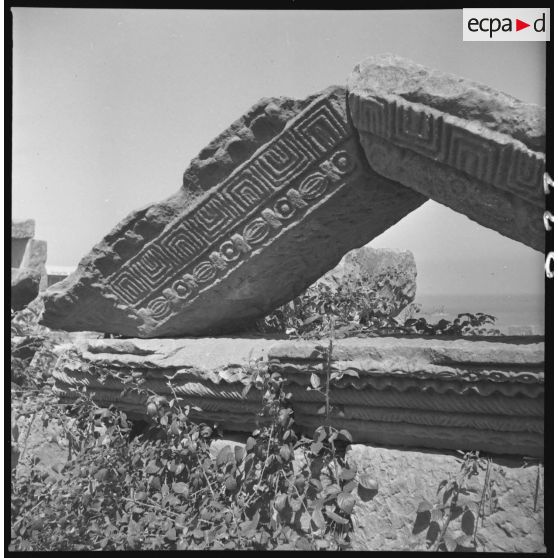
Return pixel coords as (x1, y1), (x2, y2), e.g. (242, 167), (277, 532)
(40, 88), (425, 337)
(348, 54), (545, 252)
(52, 335), (544, 457)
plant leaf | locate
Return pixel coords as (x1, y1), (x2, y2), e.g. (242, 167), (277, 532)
(165, 527), (177, 541)
(172, 482), (189, 495)
(343, 479), (358, 493)
(338, 429), (353, 443)
(461, 509), (475, 536)
(234, 445), (245, 464)
(444, 533), (457, 552)
(336, 492), (355, 514)
(417, 500), (433, 513)
(246, 437), (256, 451)
(310, 478), (323, 491)
(310, 441), (323, 455)
(324, 509), (349, 525)
(216, 445), (234, 468)
(145, 461), (159, 474)
(311, 507), (325, 529)
(339, 467), (357, 481)
(310, 373), (321, 389)
(431, 508), (444, 524)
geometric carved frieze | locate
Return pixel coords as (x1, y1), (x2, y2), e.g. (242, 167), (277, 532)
(350, 96), (545, 208)
(348, 54), (546, 252)
(107, 98), (354, 317)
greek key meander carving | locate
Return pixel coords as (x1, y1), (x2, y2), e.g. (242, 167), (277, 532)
(350, 95), (545, 207)
(105, 99), (357, 323)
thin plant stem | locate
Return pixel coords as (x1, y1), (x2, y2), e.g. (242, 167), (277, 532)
(474, 457), (491, 543)
(195, 454), (216, 498)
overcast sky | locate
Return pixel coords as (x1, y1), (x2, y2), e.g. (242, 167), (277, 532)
(12, 8), (546, 296)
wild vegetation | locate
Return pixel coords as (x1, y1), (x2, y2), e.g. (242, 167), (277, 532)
(11, 278), (504, 551)
(256, 273), (501, 338)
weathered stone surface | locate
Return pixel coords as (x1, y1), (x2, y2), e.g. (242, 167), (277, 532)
(316, 247), (416, 317)
(40, 88), (426, 337)
(346, 444), (544, 552)
(47, 273), (70, 288)
(12, 219), (35, 239)
(52, 335), (544, 456)
(11, 219), (48, 290)
(21, 239), (48, 290)
(46, 266), (73, 288)
(348, 54), (545, 252)
(185, 436), (546, 551)
(12, 219), (35, 268)
(11, 267), (41, 310)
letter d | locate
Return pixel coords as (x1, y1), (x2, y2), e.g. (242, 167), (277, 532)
(534, 13), (545, 32)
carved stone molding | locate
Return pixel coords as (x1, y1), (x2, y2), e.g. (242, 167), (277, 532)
(348, 54), (545, 252)
(52, 335), (544, 456)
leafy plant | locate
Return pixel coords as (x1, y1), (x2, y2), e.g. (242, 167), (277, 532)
(403, 312), (501, 337)
(10, 279), (505, 551)
(255, 273), (408, 338)
(256, 278), (501, 339)
(413, 451), (498, 552)
(10, 324), (368, 551)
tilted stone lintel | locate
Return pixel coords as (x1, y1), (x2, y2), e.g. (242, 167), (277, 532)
(348, 54), (545, 252)
(40, 87), (425, 337)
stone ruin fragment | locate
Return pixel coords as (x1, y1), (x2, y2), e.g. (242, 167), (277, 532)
(53, 335), (544, 457)
(40, 55), (545, 338)
(40, 86), (426, 337)
(40, 54), (545, 464)
(11, 219), (48, 310)
(348, 54), (545, 252)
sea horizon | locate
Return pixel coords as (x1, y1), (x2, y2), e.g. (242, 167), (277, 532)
(413, 292), (545, 333)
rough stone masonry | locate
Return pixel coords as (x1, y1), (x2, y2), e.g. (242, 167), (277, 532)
(12, 219), (48, 307)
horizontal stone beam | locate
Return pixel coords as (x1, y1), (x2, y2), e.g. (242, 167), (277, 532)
(52, 335), (544, 457)
(348, 54), (545, 252)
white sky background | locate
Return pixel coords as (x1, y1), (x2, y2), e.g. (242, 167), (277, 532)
(12, 8), (546, 296)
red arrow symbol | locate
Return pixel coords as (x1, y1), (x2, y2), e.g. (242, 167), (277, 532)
(516, 19), (530, 31)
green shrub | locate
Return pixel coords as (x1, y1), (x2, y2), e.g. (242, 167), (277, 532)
(10, 340), (376, 551)
(10, 279), (501, 551)
(257, 279), (501, 338)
